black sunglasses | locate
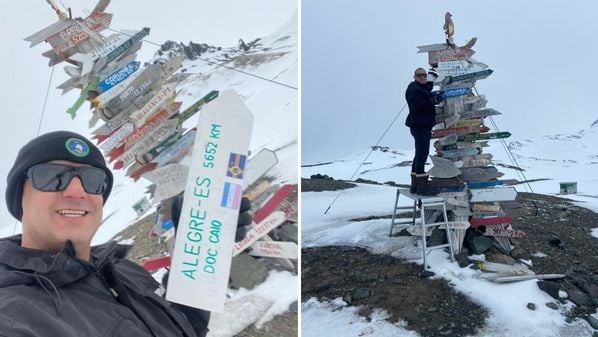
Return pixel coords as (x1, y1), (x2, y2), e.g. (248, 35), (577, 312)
(415, 73), (428, 77)
(26, 163), (108, 195)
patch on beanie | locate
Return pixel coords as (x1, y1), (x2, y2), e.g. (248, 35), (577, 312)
(65, 137), (90, 157)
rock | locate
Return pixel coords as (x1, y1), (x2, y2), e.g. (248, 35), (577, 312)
(527, 303), (536, 310)
(545, 302), (558, 310)
(537, 281), (561, 300)
(510, 247), (531, 260)
(353, 288), (371, 301)
(455, 252), (471, 268)
(548, 235), (564, 249)
(230, 253), (269, 290)
(593, 332), (598, 337)
(486, 253), (516, 265)
(566, 266), (598, 304)
(276, 223), (298, 243)
(470, 236), (494, 254)
(569, 291), (591, 307)
(353, 272), (368, 283)
(288, 301), (298, 313)
(585, 314), (598, 330)
(310, 282), (333, 294)
(310, 173), (334, 180)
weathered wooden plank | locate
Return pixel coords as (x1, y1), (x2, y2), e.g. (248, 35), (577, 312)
(428, 155), (461, 178)
(460, 108), (502, 119)
(484, 226), (526, 238)
(442, 69), (493, 85)
(432, 125), (488, 138)
(470, 187), (517, 202)
(457, 132), (511, 142)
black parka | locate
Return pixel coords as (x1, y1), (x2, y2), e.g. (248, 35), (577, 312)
(0, 235), (207, 337)
(404, 80), (436, 128)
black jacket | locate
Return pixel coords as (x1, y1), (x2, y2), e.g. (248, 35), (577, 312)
(0, 235), (207, 337)
(404, 80), (436, 128)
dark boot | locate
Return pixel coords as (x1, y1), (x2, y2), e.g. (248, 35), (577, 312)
(410, 173), (417, 193)
(415, 173), (439, 196)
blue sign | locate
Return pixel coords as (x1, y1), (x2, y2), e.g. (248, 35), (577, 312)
(98, 61), (140, 92)
(442, 87), (471, 98)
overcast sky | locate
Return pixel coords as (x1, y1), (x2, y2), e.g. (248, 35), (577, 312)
(0, 0), (296, 228)
(302, 0), (598, 163)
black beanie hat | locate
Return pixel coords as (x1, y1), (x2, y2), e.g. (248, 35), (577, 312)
(5, 131), (113, 220)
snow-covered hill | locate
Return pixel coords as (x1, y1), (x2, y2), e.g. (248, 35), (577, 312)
(301, 126), (598, 337)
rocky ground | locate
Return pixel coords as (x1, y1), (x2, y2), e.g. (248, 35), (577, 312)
(302, 177), (598, 337)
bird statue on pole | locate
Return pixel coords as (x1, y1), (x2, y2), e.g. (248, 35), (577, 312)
(444, 12), (455, 47)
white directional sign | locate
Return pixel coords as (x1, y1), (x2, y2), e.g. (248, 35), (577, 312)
(166, 90), (254, 313)
(248, 241), (298, 259)
(470, 187), (517, 202)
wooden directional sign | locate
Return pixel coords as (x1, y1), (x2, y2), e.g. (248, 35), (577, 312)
(454, 118), (481, 128)
(463, 95), (488, 111)
(429, 47), (475, 65)
(139, 131), (184, 164)
(175, 90), (220, 124)
(46, 12), (113, 54)
(142, 164), (188, 203)
(461, 157), (491, 168)
(460, 108), (501, 120)
(432, 125), (487, 138)
(442, 69), (493, 85)
(467, 180), (504, 189)
(166, 90), (254, 312)
(461, 167), (502, 182)
(470, 186), (517, 202)
(416, 42), (451, 53)
(98, 60), (140, 93)
(92, 69), (141, 109)
(484, 226), (526, 238)
(243, 149), (278, 188)
(438, 134), (458, 145)
(129, 83), (176, 127)
(440, 147), (480, 158)
(232, 211), (287, 257)
(100, 63), (162, 113)
(248, 241), (298, 260)
(114, 120), (180, 169)
(442, 87), (471, 98)
(100, 123), (134, 152)
(439, 141), (488, 151)
(469, 216), (513, 227)
(472, 203), (501, 212)
(68, 33), (130, 76)
(428, 155), (461, 178)
(153, 129), (197, 168)
(66, 76), (99, 119)
(437, 60), (488, 77)
(457, 132), (511, 142)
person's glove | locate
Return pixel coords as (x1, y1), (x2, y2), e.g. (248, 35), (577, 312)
(170, 193), (252, 242)
(234, 197), (253, 242)
(431, 91), (444, 104)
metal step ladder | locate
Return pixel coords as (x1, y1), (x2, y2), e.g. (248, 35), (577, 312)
(389, 188), (455, 272)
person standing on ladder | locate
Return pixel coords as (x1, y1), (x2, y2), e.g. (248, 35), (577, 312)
(405, 68), (442, 195)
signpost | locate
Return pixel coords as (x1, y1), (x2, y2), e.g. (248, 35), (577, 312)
(166, 90), (254, 312)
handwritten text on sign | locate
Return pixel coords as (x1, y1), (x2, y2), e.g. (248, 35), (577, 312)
(167, 90), (254, 313)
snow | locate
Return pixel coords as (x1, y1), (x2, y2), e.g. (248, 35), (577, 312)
(301, 132), (598, 336)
